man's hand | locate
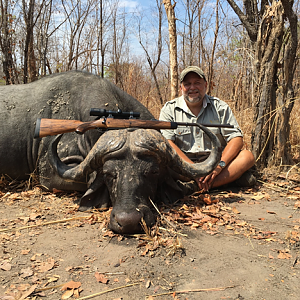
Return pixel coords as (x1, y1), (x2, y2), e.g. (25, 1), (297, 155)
(197, 166), (223, 191)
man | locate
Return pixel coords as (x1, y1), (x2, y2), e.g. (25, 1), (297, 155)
(159, 66), (256, 191)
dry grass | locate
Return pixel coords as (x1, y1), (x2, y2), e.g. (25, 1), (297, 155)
(290, 99), (300, 161)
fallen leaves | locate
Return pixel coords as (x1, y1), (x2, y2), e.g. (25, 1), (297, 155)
(20, 267), (34, 279)
(61, 281), (82, 299)
(37, 257), (56, 272)
(232, 206), (240, 214)
(293, 201), (300, 209)
(0, 259), (12, 271)
(277, 250), (292, 259)
(18, 284), (38, 300)
(95, 272), (109, 284)
(161, 194), (247, 237)
(251, 193), (266, 201)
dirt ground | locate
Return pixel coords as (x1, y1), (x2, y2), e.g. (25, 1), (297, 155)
(1, 170), (300, 300)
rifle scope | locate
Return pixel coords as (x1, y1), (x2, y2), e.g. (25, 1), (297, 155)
(90, 108), (140, 119)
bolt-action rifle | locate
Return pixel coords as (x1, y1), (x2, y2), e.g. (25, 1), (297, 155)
(34, 108), (234, 139)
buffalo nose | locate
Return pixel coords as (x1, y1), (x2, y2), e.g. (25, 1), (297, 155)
(110, 209), (144, 234)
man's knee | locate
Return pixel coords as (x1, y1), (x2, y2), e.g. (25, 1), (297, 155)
(240, 149), (255, 166)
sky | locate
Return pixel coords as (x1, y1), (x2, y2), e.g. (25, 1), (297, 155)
(117, 0), (216, 59)
(118, 0), (167, 57)
(116, 0), (238, 61)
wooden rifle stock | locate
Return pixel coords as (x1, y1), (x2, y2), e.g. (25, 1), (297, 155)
(34, 117), (234, 139)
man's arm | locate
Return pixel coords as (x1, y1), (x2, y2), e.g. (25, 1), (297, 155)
(216, 136), (244, 168)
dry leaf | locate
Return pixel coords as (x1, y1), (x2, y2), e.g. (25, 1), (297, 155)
(252, 194), (265, 201)
(61, 281), (81, 291)
(0, 296), (15, 300)
(145, 280), (151, 288)
(38, 257), (55, 272)
(267, 210), (276, 214)
(61, 289), (74, 299)
(180, 204), (189, 211)
(277, 251), (292, 259)
(203, 194), (212, 205)
(73, 288), (80, 298)
(47, 275), (60, 283)
(20, 267), (34, 278)
(232, 206), (240, 214)
(17, 284), (31, 291)
(29, 213), (40, 221)
(95, 272), (109, 284)
(293, 201), (300, 209)
(19, 284), (38, 300)
(0, 260), (12, 271)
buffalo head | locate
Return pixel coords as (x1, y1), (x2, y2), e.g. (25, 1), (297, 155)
(49, 127), (221, 234)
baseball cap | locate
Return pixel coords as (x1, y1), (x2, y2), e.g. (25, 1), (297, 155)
(180, 66), (206, 82)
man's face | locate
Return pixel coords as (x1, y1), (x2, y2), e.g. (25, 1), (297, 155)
(180, 72), (207, 104)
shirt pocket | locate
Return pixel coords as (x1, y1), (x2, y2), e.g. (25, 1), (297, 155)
(174, 127), (192, 152)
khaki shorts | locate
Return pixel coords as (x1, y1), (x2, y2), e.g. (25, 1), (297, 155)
(186, 152), (210, 163)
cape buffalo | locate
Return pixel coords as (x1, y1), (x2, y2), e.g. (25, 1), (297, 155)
(0, 70), (221, 234)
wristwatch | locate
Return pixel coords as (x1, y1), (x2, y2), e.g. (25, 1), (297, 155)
(218, 160), (226, 169)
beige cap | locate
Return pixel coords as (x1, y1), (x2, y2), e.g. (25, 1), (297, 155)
(180, 66), (206, 82)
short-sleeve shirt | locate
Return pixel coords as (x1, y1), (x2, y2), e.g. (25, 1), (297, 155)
(159, 95), (243, 156)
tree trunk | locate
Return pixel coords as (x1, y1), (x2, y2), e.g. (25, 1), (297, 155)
(28, 33), (37, 82)
(252, 2), (284, 168)
(22, 0), (37, 83)
(163, 0), (178, 100)
(273, 0), (298, 167)
(227, 0), (298, 170)
(0, 0), (16, 84)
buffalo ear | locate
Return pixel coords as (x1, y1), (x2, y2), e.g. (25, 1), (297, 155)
(158, 173), (184, 204)
(79, 173), (111, 211)
(79, 185), (110, 211)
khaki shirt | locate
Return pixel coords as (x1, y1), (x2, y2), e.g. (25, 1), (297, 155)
(159, 95), (243, 157)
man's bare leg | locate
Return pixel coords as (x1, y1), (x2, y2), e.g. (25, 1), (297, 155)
(211, 149), (256, 188)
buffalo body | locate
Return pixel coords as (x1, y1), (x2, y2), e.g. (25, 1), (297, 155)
(0, 70), (152, 190)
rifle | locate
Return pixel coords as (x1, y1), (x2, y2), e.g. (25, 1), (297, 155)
(34, 108), (234, 139)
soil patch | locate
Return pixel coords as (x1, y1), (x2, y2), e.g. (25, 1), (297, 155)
(1, 173), (300, 300)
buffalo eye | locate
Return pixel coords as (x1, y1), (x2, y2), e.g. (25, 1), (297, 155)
(144, 166), (159, 177)
(151, 168), (159, 175)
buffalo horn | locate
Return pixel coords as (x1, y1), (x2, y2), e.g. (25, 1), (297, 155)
(165, 125), (222, 178)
